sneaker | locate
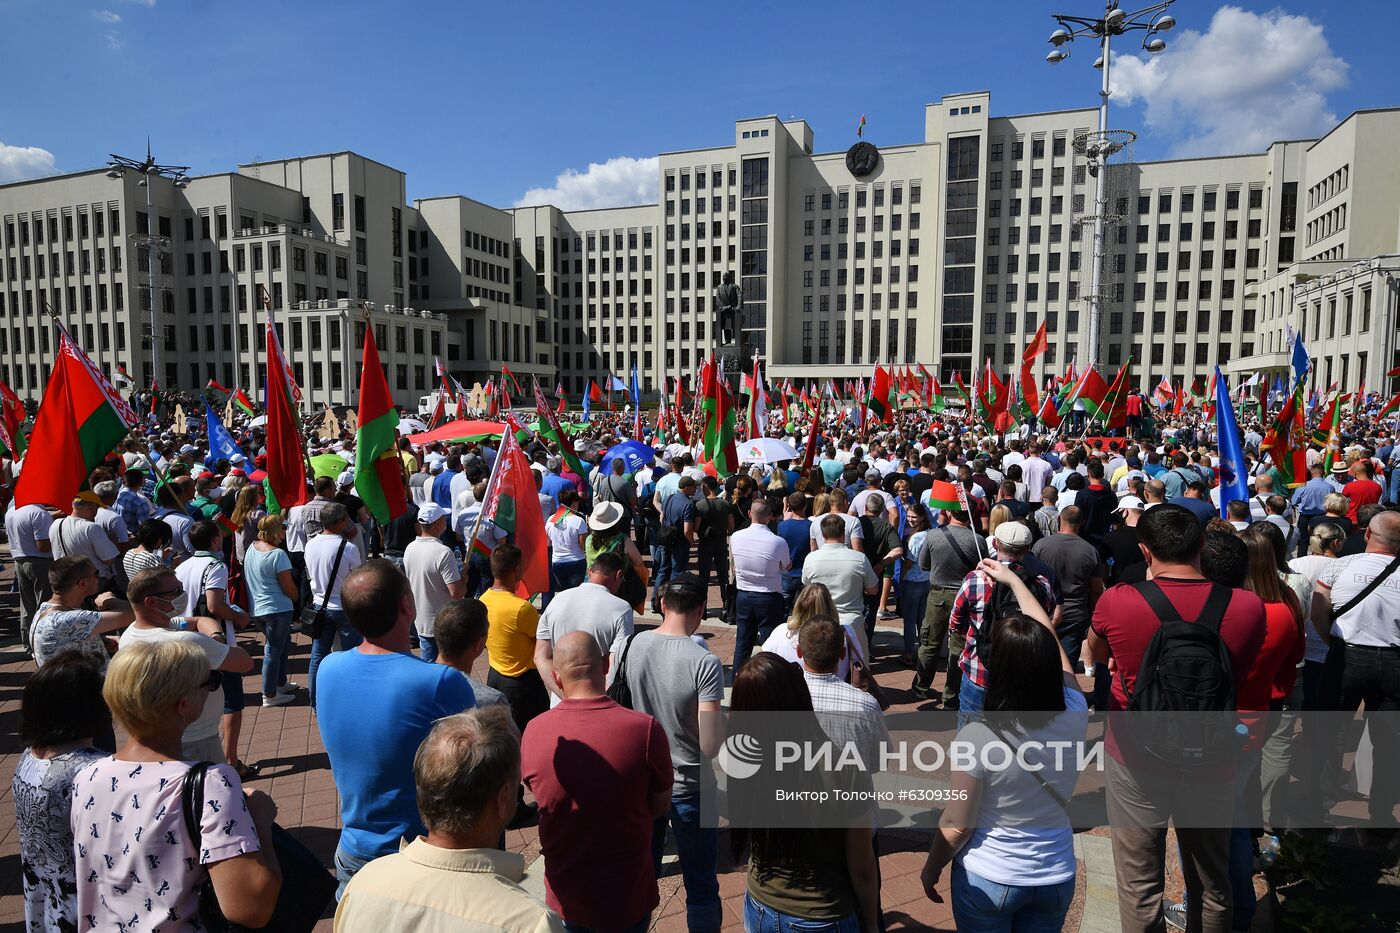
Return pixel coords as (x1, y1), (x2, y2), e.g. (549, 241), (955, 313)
(277, 681), (300, 695)
(1164, 901), (1187, 932)
(878, 609), (899, 620)
(262, 692), (296, 708)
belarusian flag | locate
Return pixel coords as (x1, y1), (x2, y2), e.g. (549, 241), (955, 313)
(500, 364), (523, 396)
(929, 378), (946, 413)
(480, 415), (549, 597)
(1378, 392), (1400, 421)
(0, 379), (28, 457)
(699, 355), (737, 476)
(1022, 321), (1049, 362)
(207, 377), (231, 394)
(673, 377), (690, 445)
(1099, 358), (1134, 430)
(1071, 367), (1110, 420)
(263, 311), (308, 510)
(353, 325), (408, 524)
(232, 388), (256, 417)
(953, 371), (971, 405)
(1264, 379), (1308, 489)
(15, 322), (139, 511)
(867, 364), (894, 424)
(925, 480), (962, 512)
(1037, 390), (1063, 429)
(535, 384), (586, 479)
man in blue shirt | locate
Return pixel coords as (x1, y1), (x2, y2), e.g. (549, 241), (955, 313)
(776, 492), (813, 616)
(653, 475), (697, 609)
(540, 456), (574, 512)
(1168, 479), (1219, 527)
(316, 558), (476, 898)
(1292, 462), (1337, 556)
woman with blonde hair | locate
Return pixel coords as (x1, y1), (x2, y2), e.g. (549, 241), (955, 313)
(1319, 492), (1354, 537)
(230, 483), (266, 566)
(985, 503), (1013, 555)
(74, 638), (282, 930)
(244, 512), (300, 707)
(759, 582), (860, 679)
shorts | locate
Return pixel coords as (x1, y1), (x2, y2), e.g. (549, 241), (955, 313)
(182, 733), (225, 763)
(221, 669), (246, 714)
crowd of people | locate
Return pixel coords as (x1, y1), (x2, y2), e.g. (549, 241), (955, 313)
(6, 388), (1400, 933)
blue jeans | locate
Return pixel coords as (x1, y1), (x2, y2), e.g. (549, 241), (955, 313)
(544, 558), (588, 609)
(309, 609), (362, 709)
(334, 842), (372, 902)
(735, 590), (785, 669)
(950, 860), (1074, 933)
(958, 677), (986, 729)
(652, 543), (690, 602)
(897, 578), (930, 658)
(652, 792), (721, 932)
(782, 575), (803, 619)
(418, 634), (438, 663)
(258, 611), (293, 697)
(744, 894), (859, 933)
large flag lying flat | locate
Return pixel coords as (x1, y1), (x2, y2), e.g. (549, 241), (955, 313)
(15, 322), (139, 511)
(354, 324), (408, 524)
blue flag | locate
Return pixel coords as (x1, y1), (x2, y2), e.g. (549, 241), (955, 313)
(629, 363), (641, 409)
(205, 402), (248, 469)
(608, 375), (628, 392)
(1291, 333), (1310, 385)
(1213, 366), (1249, 518)
(581, 385), (591, 423)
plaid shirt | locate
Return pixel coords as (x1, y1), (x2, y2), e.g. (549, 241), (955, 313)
(951, 561), (1058, 688)
(804, 670), (890, 774)
(114, 487), (153, 537)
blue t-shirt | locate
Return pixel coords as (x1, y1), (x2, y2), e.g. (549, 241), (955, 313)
(541, 473), (573, 512)
(1168, 495), (1217, 527)
(661, 491), (696, 532)
(243, 545), (294, 616)
(776, 518), (812, 580)
(316, 651), (475, 858)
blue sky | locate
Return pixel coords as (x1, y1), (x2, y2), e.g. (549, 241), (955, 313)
(3, 0), (1398, 210)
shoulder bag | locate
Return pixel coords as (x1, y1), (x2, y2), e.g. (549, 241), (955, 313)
(844, 632), (891, 710)
(1330, 552), (1400, 630)
(606, 630), (644, 709)
(296, 537), (348, 637)
(181, 761), (335, 932)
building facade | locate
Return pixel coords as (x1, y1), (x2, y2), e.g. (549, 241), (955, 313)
(3, 96), (1399, 411)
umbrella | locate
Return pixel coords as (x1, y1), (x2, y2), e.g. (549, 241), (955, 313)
(738, 437), (799, 464)
(405, 419), (507, 445)
(309, 453), (349, 479)
(398, 416), (428, 434)
(248, 415), (268, 428)
(602, 440), (656, 474)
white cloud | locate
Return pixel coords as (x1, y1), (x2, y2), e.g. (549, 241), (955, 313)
(92, 9), (121, 22)
(1110, 6), (1348, 157)
(514, 156), (658, 210)
(104, 30), (124, 50)
(0, 143), (58, 183)
(120, 0), (156, 6)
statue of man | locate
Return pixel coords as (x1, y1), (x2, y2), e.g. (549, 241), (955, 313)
(714, 271), (742, 346)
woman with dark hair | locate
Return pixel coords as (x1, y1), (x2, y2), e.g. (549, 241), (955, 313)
(730, 651), (880, 933)
(13, 650), (111, 931)
(922, 558), (1085, 930)
(122, 517), (174, 581)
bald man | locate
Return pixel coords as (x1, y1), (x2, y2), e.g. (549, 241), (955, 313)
(1311, 508), (1400, 829)
(521, 631), (673, 932)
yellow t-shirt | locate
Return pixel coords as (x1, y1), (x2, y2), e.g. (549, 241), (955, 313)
(480, 588), (539, 678)
(397, 449), (420, 474)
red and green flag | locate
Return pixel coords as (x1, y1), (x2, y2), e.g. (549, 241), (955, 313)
(0, 379), (28, 457)
(867, 364), (895, 425)
(1310, 397), (1341, 449)
(1037, 390), (1063, 429)
(856, 114), (867, 137)
(232, 388), (256, 417)
(1378, 392), (1400, 421)
(263, 311), (308, 511)
(1264, 379), (1308, 489)
(925, 480), (962, 512)
(353, 325), (408, 524)
(15, 322), (139, 511)
(1070, 367), (1110, 420)
(480, 415), (550, 597)
(500, 364), (523, 396)
(699, 355), (737, 476)
(1099, 358), (1134, 430)
(534, 384), (586, 479)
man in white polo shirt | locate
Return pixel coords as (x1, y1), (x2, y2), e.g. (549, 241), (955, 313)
(403, 503), (465, 663)
(6, 499), (54, 651)
(730, 499), (790, 668)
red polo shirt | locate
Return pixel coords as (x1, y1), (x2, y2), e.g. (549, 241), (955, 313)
(521, 695), (672, 930)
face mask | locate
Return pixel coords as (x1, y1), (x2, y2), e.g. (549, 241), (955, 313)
(154, 590), (185, 620)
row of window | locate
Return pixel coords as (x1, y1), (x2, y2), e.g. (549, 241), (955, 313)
(1308, 165), (1349, 210)
(988, 136), (1069, 162)
(1, 209), (120, 250)
(800, 318), (918, 366)
(1306, 204), (1347, 246)
(801, 185), (923, 213)
(664, 168), (738, 192)
(1136, 187), (1262, 215)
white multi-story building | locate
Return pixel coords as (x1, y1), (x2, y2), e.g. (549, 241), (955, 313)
(3, 96), (1399, 411)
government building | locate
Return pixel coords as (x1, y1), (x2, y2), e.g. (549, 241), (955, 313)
(2, 91), (1398, 411)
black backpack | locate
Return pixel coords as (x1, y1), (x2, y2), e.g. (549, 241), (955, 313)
(1123, 581), (1240, 767)
(975, 563), (1050, 660)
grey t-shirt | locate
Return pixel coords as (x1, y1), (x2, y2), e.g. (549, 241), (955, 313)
(537, 582), (634, 707)
(1031, 532), (1103, 629)
(919, 523), (982, 589)
(626, 631), (724, 792)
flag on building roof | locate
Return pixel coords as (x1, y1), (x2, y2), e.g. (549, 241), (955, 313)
(15, 321), (140, 511)
(354, 325), (408, 525)
(856, 114), (867, 138)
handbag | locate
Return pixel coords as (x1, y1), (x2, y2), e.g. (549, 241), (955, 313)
(296, 537), (348, 637)
(606, 630), (644, 709)
(181, 762), (336, 932)
(845, 632), (891, 710)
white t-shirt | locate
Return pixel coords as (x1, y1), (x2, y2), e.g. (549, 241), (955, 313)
(1318, 553), (1400, 647)
(544, 510), (589, 563)
(118, 626), (230, 740)
(175, 553), (241, 643)
(50, 516), (120, 575)
(809, 512), (864, 551)
(5, 504), (53, 558)
(404, 536), (462, 637)
(305, 532), (364, 612)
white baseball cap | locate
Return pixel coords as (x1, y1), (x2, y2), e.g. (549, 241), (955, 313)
(417, 503), (448, 525)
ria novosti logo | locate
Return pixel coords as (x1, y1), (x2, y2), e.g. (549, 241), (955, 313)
(717, 733), (763, 779)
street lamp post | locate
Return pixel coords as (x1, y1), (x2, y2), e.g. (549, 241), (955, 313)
(106, 142), (189, 391)
(1047, 0), (1176, 369)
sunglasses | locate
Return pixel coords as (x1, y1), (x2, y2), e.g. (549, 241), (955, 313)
(155, 586), (186, 601)
(202, 670), (223, 692)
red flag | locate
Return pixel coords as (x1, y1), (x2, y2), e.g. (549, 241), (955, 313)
(353, 325), (408, 524)
(588, 380), (604, 403)
(801, 389), (823, 471)
(264, 312), (308, 509)
(0, 380), (27, 456)
(207, 378), (231, 394)
(482, 415), (550, 598)
(1037, 390), (1063, 429)
(1021, 321), (1049, 362)
(673, 377), (690, 445)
